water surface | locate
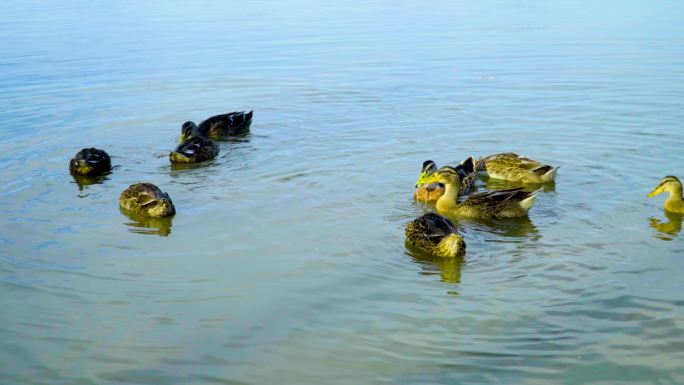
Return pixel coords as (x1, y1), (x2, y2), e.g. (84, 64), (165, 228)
(1, 0), (684, 384)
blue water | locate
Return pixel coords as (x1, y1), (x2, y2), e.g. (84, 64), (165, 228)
(1, 1), (684, 383)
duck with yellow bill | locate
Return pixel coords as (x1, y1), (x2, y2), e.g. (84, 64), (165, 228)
(422, 166), (543, 219)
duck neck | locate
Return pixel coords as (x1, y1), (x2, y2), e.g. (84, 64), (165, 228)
(437, 181), (460, 211)
(665, 184), (683, 207)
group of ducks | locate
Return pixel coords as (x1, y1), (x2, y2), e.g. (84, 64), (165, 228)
(405, 153), (684, 258)
(69, 111), (253, 218)
(69, 113), (683, 247)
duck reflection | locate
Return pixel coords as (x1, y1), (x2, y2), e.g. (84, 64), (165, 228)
(71, 173), (110, 192)
(119, 207), (173, 236)
(438, 212), (539, 240)
(169, 161), (217, 172)
(649, 210), (682, 240)
(471, 216), (540, 239)
(407, 249), (464, 284)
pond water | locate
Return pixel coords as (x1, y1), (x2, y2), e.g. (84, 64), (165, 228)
(1, 0), (683, 383)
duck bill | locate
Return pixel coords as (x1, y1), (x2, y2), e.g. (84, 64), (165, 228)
(178, 133), (187, 144)
(415, 172), (427, 188)
(647, 187), (662, 198)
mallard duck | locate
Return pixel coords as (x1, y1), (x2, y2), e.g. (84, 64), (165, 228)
(405, 213), (466, 258)
(69, 148), (111, 176)
(476, 152), (558, 183)
(648, 176), (684, 214)
(414, 157), (476, 203)
(179, 111), (253, 141)
(422, 166), (543, 219)
(119, 183), (175, 217)
(170, 122), (219, 163)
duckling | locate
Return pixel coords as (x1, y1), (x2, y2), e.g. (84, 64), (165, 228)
(423, 166), (543, 219)
(119, 183), (175, 218)
(414, 157), (476, 203)
(180, 111), (253, 141)
(648, 176), (684, 214)
(476, 152), (558, 183)
(170, 122), (219, 163)
(69, 148), (111, 176)
(405, 213), (466, 258)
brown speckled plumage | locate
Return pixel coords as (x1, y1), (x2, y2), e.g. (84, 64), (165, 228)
(119, 183), (175, 218)
(405, 213), (466, 258)
(447, 188), (543, 219)
(476, 153), (558, 183)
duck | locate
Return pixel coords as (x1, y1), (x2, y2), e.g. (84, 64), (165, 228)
(414, 157), (476, 203)
(405, 213), (466, 258)
(69, 148), (111, 176)
(170, 122), (219, 163)
(119, 183), (176, 218)
(422, 166), (543, 219)
(647, 176), (684, 214)
(179, 111), (253, 141)
(476, 152), (558, 183)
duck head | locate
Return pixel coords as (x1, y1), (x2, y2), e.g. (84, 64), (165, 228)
(648, 176), (682, 198)
(422, 166), (461, 186)
(179, 121), (199, 143)
(415, 160), (439, 187)
(143, 195), (176, 218)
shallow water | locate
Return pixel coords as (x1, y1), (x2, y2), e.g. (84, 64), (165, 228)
(2, 0), (684, 383)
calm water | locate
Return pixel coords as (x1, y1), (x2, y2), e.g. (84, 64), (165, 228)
(1, 1), (684, 383)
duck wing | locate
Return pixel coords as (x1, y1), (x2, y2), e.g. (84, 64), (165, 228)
(465, 188), (528, 206)
(174, 136), (208, 156)
(414, 213), (458, 242)
(198, 111), (253, 136)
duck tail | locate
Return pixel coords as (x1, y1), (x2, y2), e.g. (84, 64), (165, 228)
(520, 188), (544, 211)
(437, 234), (466, 258)
(461, 156), (476, 174)
(542, 165), (560, 182)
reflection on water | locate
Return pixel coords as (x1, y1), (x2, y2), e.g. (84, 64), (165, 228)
(407, 250), (464, 285)
(213, 134), (252, 144)
(473, 216), (540, 240)
(119, 207), (173, 236)
(440, 212), (539, 239)
(169, 159), (218, 172)
(71, 173), (111, 192)
(650, 210), (682, 240)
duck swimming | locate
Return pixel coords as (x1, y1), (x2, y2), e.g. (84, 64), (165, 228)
(405, 213), (466, 258)
(179, 111), (253, 142)
(69, 148), (111, 176)
(119, 183), (175, 218)
(422, 166), (543, 219)
(648, 176), (684, 214)
(414, 157), (476, 203)
(170, 122), (219, 163)
(476, 152), (558, 183)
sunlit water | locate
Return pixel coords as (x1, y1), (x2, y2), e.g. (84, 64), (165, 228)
(1, 1), (684, 383)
